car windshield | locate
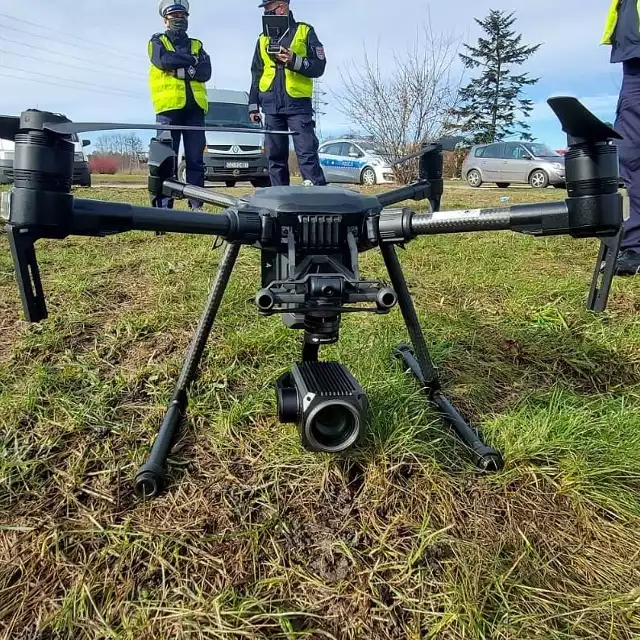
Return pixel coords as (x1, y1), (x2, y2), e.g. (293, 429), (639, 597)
(523, 143), (561, 157)
(205, 103), (260, 128)
(359, 143), (385, 156)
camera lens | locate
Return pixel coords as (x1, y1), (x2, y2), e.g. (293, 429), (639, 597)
(306, 401), (360, 452)
(256, 289), (275, 311)
(322, 286), (335, 297)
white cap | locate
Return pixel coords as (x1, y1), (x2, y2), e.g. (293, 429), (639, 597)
(159, 0), (190, 17)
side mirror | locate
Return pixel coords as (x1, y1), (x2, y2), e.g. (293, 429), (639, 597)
(82, 139), (91, 147)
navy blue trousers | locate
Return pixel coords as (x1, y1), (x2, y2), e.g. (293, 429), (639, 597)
(615, 62), (640, 251)
(265, 113), (326, 186)
(157, 108), (206, 209)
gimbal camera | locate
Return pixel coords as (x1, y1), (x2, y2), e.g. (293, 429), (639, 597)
(0, 98), (624, 500)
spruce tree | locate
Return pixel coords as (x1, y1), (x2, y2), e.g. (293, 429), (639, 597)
(451, 10), (541, 144)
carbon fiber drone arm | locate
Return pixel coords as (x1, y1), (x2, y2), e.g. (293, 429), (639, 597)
(2, 189), (258, 323)
(379, 195), (621, 241)
(1, 123), (265, 323)
(379, 97), (623, 244)
(4, 193), (237, 239)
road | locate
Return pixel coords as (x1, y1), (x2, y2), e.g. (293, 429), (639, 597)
(89, 181), (541, 192)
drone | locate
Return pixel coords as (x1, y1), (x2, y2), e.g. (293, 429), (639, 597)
(0, 98), (624, 500)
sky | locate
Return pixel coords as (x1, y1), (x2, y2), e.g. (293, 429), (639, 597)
(0, 0), (622, 152)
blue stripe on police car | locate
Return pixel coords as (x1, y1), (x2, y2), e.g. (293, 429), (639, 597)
(320, 158), (365, 168)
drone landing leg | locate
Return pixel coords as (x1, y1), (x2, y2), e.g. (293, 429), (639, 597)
(587, 230), (623, 312)
(134, 242), (241, 499)
(7, 228), (47, 323)
(380, 244), (504, 472)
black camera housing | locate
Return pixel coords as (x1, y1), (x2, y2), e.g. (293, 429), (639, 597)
(276, 362), (368, 453)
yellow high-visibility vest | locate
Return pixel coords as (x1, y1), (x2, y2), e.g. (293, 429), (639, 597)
(258, 23), (313, 99)
(602, 0), (640, 44)
(148, 34), (209, 114)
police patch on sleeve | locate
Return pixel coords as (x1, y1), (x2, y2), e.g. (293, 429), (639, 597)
(303, 58), (310, 70)
(188, 66), (196, 78)
(316, 47), (325, 60)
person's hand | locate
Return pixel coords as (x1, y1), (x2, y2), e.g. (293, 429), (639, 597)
(250, 112), (262, 124)
(275, 47), (293, 64)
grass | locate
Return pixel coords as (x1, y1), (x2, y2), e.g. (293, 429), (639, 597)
(1, 182), (640, 639)
(90, 174), (148, 184)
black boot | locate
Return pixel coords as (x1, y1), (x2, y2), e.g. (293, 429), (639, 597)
(615, 249), (640, 276)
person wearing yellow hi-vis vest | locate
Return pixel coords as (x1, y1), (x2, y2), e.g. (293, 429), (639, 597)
(602, 0), (640, 274)
(149, 0), (211, 210)
(249, 0), (327, 186)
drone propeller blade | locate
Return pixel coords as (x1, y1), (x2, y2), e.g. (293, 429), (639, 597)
(547, 96), (622, 142)
(388, 148), (425, 167)
(389, 136), (467, 167)
(0, 115), (20, 141)
(43, 121), (295, 136)
(439, 136), (466, 152)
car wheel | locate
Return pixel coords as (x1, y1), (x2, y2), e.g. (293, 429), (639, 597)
(496, 182), (510, 188)
(360, 167), (376, 186)
(251, 178), (271, 188)
(467, 169), (482, 188)
(225, 180), (237, 188)
(178, 160), (187, 183)
(529, 170), (549, 188)
(83, 175), (92, 188)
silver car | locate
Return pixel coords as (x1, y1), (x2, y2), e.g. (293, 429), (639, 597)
(318, 137), (395, 185)
(462, 141), (566, 189)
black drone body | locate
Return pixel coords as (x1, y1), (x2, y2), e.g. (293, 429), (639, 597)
(0, 98), (625, 499)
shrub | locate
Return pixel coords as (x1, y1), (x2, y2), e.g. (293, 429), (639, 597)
(89, 155), (119, 175)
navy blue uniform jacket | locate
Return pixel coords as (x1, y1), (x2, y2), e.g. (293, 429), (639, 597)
(149, 30), (212, 113)
(249, 13), (326, 115)
(610, 0), (640, 63)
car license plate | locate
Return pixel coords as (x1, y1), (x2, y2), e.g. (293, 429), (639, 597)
(226, 161), (249, 169)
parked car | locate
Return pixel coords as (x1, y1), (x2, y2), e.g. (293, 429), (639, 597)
(0, 137), (12, 185)
(178, 89), (270, 189)
(318, 137), (395, 186)
(461, 141), (566, 189)
(0, 133), (91, 187)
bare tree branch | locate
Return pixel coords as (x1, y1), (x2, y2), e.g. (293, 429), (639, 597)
(332, 16), (464, 183)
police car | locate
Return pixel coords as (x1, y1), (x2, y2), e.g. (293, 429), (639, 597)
(318, 137), (395, 186)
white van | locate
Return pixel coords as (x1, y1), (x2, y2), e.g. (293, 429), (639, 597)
(178, 88), (270, 189)
(0, 133), (91, 187)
